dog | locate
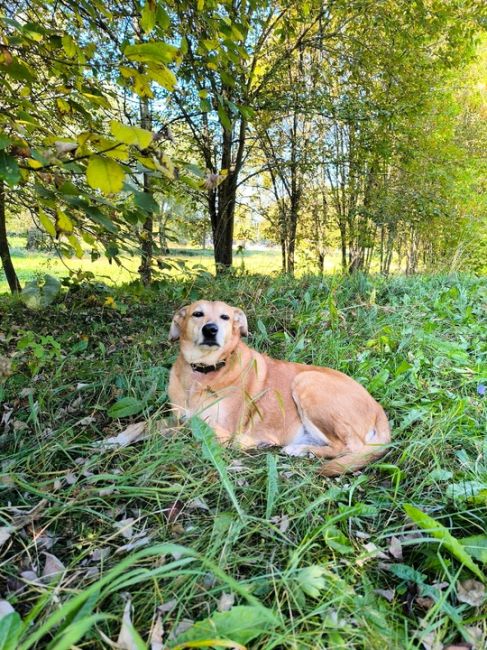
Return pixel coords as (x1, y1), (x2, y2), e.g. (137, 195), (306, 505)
(168, 300), (390, 476)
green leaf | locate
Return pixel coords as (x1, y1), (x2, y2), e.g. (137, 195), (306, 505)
(38, 210), (56, 237)
(0, 152), (21, 186)
(295, 566), (327, 599)
(124, 42), (179, 65)
(107, 397), (145, 418)
(86, 157), (125, 194)
(61, 34), (77, 58)
(110, 121), (153, 149)
(190, 417), (245, 520)
(446, 481), (487, 503)
(68, 235), (83, 258)
(323, 525), (354, 555)
(134, 190), (159, 213)
(172, 606), (277, 646)
(0, 610), (23, 650)
(56, 209), (73, 233)
(265, 453), (278, 519)
(460, 536), (487, 564)
(146, 65), (177, 91)
(0, 134), (12, 151)
(217, 105), (232, 132)
(140, 1), (156, 34)
(21, 275), (61, 310)
(404, 504), (486, 582)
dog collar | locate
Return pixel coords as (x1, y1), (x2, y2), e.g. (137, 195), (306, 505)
(190, 360), (226, 374)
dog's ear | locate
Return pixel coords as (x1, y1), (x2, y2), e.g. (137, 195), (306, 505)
(168, 307), (187, 342)
(234, 308), (248, 337)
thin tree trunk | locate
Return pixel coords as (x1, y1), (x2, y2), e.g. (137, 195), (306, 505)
(139, 97), (153, 285)
(0, 180), (21, 293)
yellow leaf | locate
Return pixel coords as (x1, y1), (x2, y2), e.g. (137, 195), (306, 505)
(110, 121), (153, 148)
(56, 209), (73, 233)
(147, 64), (177, 91)
(86, 156), (125, 194)
(68, 234), (83, 258)
(27, 158), (43, 169)
(38, 210), (56, 237)
(62, 34), (77, 58)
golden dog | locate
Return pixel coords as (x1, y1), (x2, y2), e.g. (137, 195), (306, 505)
(168, 300), (390, 476)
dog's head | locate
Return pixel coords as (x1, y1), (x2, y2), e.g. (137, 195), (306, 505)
(168, 300), (248, 364)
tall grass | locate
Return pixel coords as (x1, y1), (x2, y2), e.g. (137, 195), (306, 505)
(0, 273), (485, 648)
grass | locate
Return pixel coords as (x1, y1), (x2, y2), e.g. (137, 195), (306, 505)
(0, 272), (486, 649)
(0, 243), (286, 294)
(0, 238), (348, 293)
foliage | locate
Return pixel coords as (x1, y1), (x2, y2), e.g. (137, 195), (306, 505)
(0, 272), (486, 648)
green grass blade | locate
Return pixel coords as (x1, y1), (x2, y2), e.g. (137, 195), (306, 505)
(265, 453), (279, 519)
(190, 417), (245, 521)
(404, 504), (486, 582)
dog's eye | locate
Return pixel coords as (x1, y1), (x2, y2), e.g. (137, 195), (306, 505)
(192, 311), (204, 318)
(220, 314), (230, 321)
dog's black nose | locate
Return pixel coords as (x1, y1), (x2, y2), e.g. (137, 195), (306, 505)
(202, 323), (218, 338)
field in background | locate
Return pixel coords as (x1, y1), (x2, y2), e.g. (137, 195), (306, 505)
(1, 236), (347, 293)
(0, 273), (486, 648)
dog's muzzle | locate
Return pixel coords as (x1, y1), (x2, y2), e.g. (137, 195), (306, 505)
(200, 322), (220, 347)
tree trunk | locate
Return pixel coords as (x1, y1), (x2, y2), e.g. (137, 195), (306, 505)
(139, 97), (153, 285)
(0, 180), (21, 293)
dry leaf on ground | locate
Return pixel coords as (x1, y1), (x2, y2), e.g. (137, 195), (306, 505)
(97, 422), (147, 449)
(217, 592), (235, 612)
(149, 614), (164, 650)
(42, 552), (65, 582)
(374, 588), (395, 602)
(0, 526), (14, 547)
(0, 600), (15, 619)
(114, 518), (135, 539)
(389, 536), (403, 560)
(457, 579), (486, 607)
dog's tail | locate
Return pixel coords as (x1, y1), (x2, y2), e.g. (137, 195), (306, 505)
(319, 407), (391, 477)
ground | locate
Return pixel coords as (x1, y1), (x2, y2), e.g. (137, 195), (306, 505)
(0, 272), (486, 649)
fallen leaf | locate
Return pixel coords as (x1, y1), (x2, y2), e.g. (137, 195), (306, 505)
(78, 415), (96, 426)
(416, 596), (434, 610)
(217, 592), (235, 612)
(0, 600), (15, 619)
(270, 514), (290, 533)
(114, 518), (135, 539)
(10, 499), (48, 528)
(32, 528), (57, 550)
(187, 497), (210, 511)
(374, 588), (395, 602)
(158, 599), (177, 613)
(0, 526), (14, 547)
(162, 500), (183, 523)
(115, 536), (152, 555)
(228, 459), (246, 472)
(20, 570), (40, 583)
(457, 579), (486, 607)
(117, 598), (137, 650)
(389, 536), (403, 560)
(97, 422), (147, 449)
(65, 472), (78, 485)
(42, 552), (65, 582)
(91, 547), (111, 562)
(168, 619), (194, 641)
(149, 614), (164, 650)
(420, 630), (442, 650)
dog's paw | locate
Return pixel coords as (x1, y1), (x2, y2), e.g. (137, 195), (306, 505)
(282, 445), (314, 458)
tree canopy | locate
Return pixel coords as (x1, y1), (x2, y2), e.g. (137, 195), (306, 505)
(0, 0), (485, 291)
